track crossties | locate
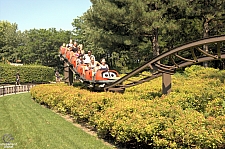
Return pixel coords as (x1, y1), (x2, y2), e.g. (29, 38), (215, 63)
(104, 35), (225, 94)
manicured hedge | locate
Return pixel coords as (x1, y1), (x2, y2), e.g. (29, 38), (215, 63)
(0, 63), (55, 84)
(31, 65), (225, 148)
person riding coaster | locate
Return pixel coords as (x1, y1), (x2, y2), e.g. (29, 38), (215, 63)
(84, 57), (118, 81)
(88, 56), (101, 80)
(99, 58), (109, 71)
(60, 42), (121, 90)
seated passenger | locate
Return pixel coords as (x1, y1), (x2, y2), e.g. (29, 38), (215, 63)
(60, 43), (66, 48)
(67, 46), (72, 52)
(83, 50), (95, 64)
(99, 58), (109, 71)
(66, 44), (70, 51)
(76, 55), (84, 65)
(88, 57), (100, 79)
(69, 47), (75, 60)
(70, 48), (80, 60)
(82, 50), (95, 76)
(75, 49), (81, 57)
(89, 56), (99, 68)
(82, 63), (91, 76)
(68, 39), (73, 48)
(89, 56), (100, 72)
(78, 44), (85, 57)
(59, 43), (66, 54)
(66, 46), (72, 59)
(82, 56), (98, 76)
(72, 41), (78, 53)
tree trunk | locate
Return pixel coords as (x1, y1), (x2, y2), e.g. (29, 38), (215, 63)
(203, 18), (209, 67)
(152, 28), (160, 63)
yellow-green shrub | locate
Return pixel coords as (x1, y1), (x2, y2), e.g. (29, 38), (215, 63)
(30, 65), (225, 148)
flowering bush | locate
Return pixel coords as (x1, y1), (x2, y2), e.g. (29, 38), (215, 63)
(31, 65), (225, 148)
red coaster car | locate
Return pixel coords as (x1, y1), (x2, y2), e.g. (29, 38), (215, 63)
(70, 56), (77, 68)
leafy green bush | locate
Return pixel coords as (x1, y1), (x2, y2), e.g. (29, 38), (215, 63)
(184, 65), (225, 83)
(0, 63), (54, 84)
(31, 65), (225, 148)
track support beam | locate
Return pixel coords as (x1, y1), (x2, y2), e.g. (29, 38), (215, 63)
(69, 68), (73, 85)
(162, 73), (171, 94)
(64, 62), (73, 85)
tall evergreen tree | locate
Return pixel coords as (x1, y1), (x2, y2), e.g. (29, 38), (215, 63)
(185, 0), (225, 67)
(80, 0), (189, 71)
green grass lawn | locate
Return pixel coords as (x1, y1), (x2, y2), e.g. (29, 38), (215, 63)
(0, 93), (112, 149)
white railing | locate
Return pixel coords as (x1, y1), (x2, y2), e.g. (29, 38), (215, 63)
(0, 84), (35, 96)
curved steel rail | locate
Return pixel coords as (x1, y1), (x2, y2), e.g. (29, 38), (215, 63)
(104, 35), (225, 92)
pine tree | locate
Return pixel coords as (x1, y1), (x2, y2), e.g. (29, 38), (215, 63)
(82, 0), (187, 70)
(74, 0), (225, 70)
(185, 0), (225, 67)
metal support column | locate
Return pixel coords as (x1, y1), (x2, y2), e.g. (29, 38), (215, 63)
(64, 62), (73, 85)
(162, 73), (171, 94)
(64, 62), (69, 84)
(69, 67), (73, 85)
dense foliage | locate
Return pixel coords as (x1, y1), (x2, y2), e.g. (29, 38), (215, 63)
(1, 1), (225, 73)
(31, 65), (225, 148)
(0, 63), (54, 84)
(72, 0), (225, 71)
(0, 21), (72, 72)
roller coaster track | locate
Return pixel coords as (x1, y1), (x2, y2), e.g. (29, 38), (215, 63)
(104, 35), (225, 93)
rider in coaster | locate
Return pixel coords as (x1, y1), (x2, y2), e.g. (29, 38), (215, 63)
(78, 44), (85, 57)
(75, 45), (83, 65)
(76, 55), (84, 65)
(99, 58), (109, 71)
(83, 50), (95, 75)
(60, 43), (66, 49)
(59, 43), (66, 54)
(83, 50), (95, 64)
(66, 43), (71, 52)
(70, 41), (78, 60)
(75, 49), (81, 58)
(89, 56), (100, 79)
(68, 39), (73, 48)
(72, 41), (78, 53)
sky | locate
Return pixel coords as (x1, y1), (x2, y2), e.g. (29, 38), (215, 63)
(0, 0), (92, 31)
